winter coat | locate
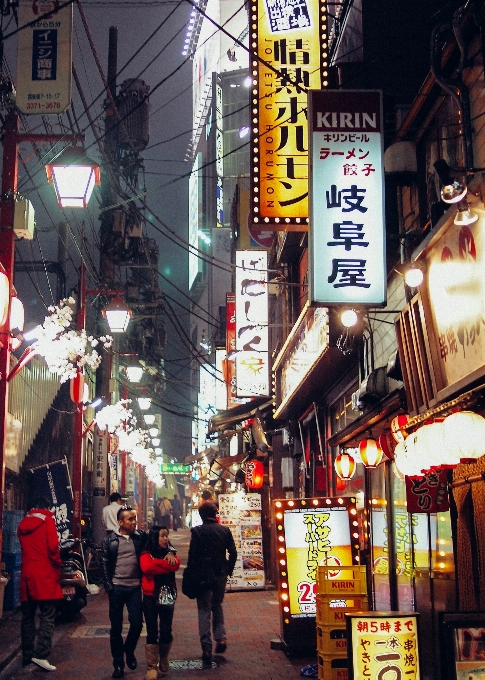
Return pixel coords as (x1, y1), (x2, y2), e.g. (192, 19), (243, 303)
(140, 549), (180, 597)
(17, 507), (63, 602)
(100, 529), (147, 592)
(186, 518), (238, 583)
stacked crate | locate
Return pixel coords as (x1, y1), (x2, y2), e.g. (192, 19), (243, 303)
(2, 510), (24, 611)
(315, 565), (368, 680)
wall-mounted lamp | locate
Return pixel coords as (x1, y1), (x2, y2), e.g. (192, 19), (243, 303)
(340, 309), (359, 328)
(403, 263), (425, 288)
(454, 198), (478, 226)
(433, 159), (467, 204)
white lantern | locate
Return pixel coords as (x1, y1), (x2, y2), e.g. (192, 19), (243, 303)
(414, 422), (447, 470)
(442, 411), (485, 462)
(394, 435), (424, 477)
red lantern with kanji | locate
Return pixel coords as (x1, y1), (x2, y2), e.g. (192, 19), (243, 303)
(334, 452), (356, 481)
(245, 459), (264, 489)
(359, 438), (383, 468)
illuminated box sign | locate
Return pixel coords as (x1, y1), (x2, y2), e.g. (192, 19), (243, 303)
(347, 613), (420, 680)
(274, 497), (358, 632)
(159, 463), (191, 473)
(16, 0), (73, 114)
(235, 251), (269, 397)
(309, 90), (386, 306)
(250, 0), (328, 229)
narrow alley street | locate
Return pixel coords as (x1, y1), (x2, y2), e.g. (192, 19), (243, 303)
(0, 529), (316, 680)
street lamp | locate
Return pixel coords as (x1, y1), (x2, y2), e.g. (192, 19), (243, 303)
(46, 146), (101, 209)
(102, 295), (132, 333)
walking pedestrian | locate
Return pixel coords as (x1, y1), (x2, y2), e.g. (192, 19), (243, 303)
(171, 494), (182, 531)
(101, 505), (147, 678)
(185, 501), (237, 661)
(140, 526), (180, 678)
(102, 492), (123, 534)
(159, 497), (172, 527)
(17, 497), (63, 672)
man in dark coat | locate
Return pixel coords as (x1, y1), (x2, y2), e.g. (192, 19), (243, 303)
(186, 501), (237, 661)
(17, 497), (63, 671)
(101, 506), (147, 678)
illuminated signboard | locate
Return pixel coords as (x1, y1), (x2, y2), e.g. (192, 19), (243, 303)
(309, 90), (386, 306)
(188, 153), (201, 290)
(250, 0), (327, 229)
(159, 463), (191, 473)
(16, 0), (73, 114)
(235, 250), (269, 397)
(274, 497), (358, 634)
(197, 365), (216, 451)
(347, 613), (420, 680)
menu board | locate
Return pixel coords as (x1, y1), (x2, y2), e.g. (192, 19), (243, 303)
(218, 493), (265, 590)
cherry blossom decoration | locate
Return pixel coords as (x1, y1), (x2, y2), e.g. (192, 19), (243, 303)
(33, 298), (112, 382)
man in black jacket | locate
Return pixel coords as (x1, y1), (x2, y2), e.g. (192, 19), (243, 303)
(186, 501), (237, 661)
(101, 506), (147, 678)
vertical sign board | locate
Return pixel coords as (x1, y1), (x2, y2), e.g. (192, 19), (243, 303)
(31, 460), (73, 541)
(219, 493), (265, 590)
(309, 90), (386, 306)
(188, 154), (201, 290)
(16, 0), (73, 114)
(250, 0), (328, 229)
(235, 251), (269, 397)
(347, 613), (420, 680)
(274, 497), (359, 652)
(93, 426), (108, 497)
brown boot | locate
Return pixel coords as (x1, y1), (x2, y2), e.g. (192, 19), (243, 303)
(145, 644), (159, 680)
(158, 642), (172, 674)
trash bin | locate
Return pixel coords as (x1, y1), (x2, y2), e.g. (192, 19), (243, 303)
(0, 573), (10, 619)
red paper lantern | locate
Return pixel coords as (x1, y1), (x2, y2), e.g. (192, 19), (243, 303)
(334, 452), (356, 481)
(245, 459), (264, 489)
(390, 414), (410, 443)
(359, 438), (383, 468)
(70, 371), (85, 403)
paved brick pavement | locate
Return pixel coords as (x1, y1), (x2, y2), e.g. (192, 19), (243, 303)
(0, 528), (316, 679)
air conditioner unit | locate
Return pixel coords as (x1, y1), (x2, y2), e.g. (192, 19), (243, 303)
(14, 199), (35, 240)
(357, 366), (389, 409)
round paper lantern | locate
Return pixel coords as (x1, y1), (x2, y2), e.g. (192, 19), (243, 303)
(245, 459), (264, 488)
(413, 422), (447, 470)
(359, 439), (383, 468)
(70, 371), (85, 403)
(394, 437), (423, 477)
(335, 452), (356, 481)
(390, 414), (410, 443)
(0, 270), (9, 327)
(379, 431), (396, 460)
(443, 411), (485, 463)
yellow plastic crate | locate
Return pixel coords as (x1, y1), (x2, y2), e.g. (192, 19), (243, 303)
(316, 625), (348, 656)
(316, 595), (369, 626)
(318, 655), (349, 680)
(317, 565), (367, 596)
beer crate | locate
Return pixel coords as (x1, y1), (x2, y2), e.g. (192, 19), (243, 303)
(317, 655), (348, 680)
(316, 595), (368, 626)
(316, 625), (348, 657)
(317, 565), (367, 597)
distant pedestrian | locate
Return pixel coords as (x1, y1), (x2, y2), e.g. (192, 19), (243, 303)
(171, 494), (182, 531)
(101, 506), (147, 678)
(102, 492), (123, 534)
(17, 497), (63, 672)
(140, 526), (180, 678)
(186, 501), (237, 661)
(159, 497), (172, 527)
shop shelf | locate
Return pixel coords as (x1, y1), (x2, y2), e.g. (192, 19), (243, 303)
(317, 565), (367, 597)
(316, 595), (368, 626)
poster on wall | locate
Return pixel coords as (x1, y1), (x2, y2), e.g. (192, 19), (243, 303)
(347, 612), (420, 680)
(275, 498), (358, 617)
(219, 493), (265, 590)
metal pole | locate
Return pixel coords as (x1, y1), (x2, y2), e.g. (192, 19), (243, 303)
(0, 110), (18, 554)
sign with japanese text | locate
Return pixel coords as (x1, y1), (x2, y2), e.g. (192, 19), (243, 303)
(405, 471), (449, 513)
(93, 427), (108, 496)
(449, 623), (485, 680)
(309, 90), (386, 306)
(250, 0), (326, 229)
(16, 0), (73, 114)
(159, 463), (191, 473)
(219, 493), (265, 590)
(235, 251), (269, 396)
(347, 613), (420, 680)
(274, 497), (357, 620)
(198, 364), (217, 450)
(31, 459), (73, 541)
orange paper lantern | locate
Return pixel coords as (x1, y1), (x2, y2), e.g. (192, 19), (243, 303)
(359, 438), (383, 468)
(245, 459), (264, 488)
(334, 452), (356, 481)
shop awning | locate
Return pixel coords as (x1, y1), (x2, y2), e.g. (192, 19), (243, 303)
(209, 453), (248, 481)
(207, 397), (272, 434)
(327, 388), (406, 448)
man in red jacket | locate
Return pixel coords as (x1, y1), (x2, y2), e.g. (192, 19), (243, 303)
(17, 498), (63, 672)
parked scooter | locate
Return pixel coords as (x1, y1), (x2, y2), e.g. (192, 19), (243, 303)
(57, 536), (89, 620)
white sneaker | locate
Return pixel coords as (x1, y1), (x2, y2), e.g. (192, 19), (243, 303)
(32, 658), (56, 671)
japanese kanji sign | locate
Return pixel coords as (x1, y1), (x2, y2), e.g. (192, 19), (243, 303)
(159, 463), (191, 473)
(405, 470), (449, 513)
(250, 0), (326, 229)
(347, 613), (420, 680)
(17, 0), (73, 114)
(309, 90), (386, 306)
(235, 251), (269, 396)
(31, 458), (73, 541)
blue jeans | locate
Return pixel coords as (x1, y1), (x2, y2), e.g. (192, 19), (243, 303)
(108, 585), (143, 667)
(196, 575), (227, 652)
